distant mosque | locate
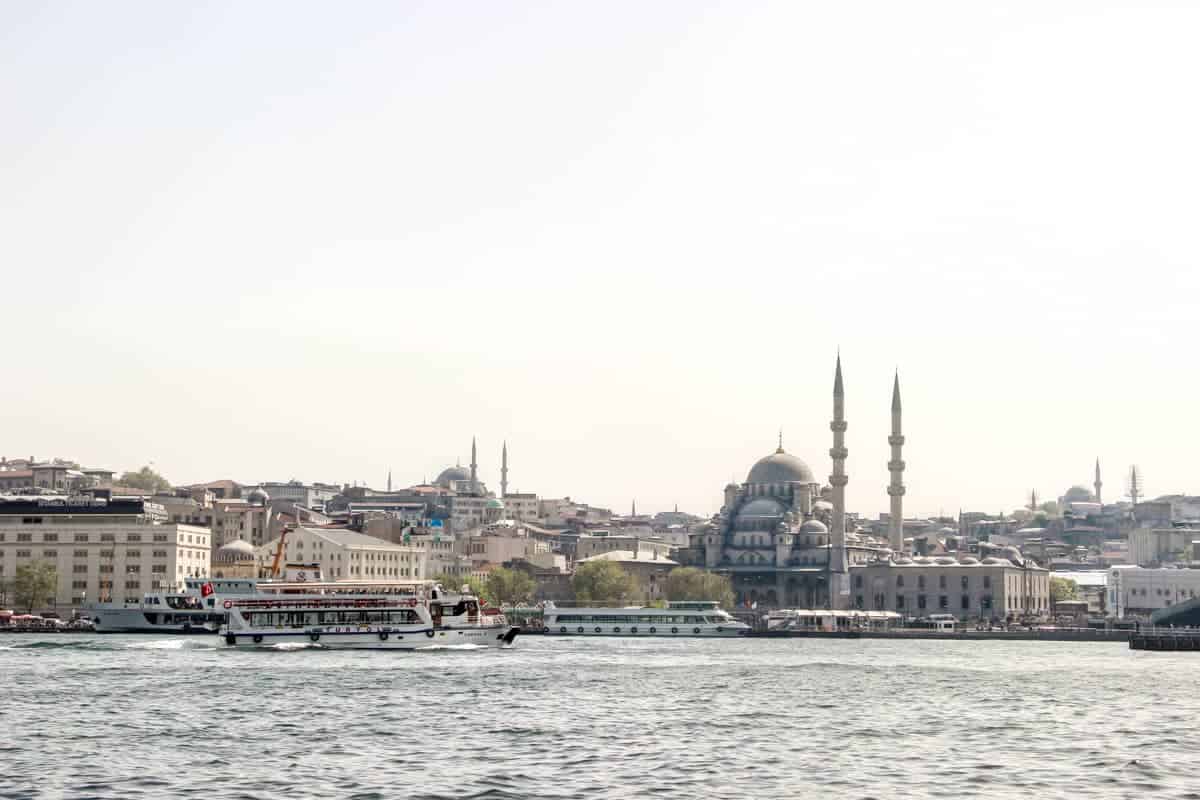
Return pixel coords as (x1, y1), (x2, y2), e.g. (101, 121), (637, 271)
(687, 356), (906, 609)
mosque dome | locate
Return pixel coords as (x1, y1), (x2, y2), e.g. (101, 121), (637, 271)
(958, 556), (980, 565)
(800, 519), (828, 534)
(813, 499), (834, 511)
(215, 539), (255, 562)
(1063, 485), (1094, 503)
(980, 557), (1014, 566)
(746, 448), (816, 485)
(486, 498), (505, 510)
(436, 466), (472, 488)
(247, 487), (269, 505)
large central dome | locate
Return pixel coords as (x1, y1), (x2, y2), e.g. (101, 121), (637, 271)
(746, 447), (816, 484)
(436, 465), (472, 488)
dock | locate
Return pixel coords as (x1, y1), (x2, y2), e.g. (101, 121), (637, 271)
(1129, 628), (1200, 651)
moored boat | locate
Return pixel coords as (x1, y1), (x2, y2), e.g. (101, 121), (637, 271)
(542, 600), (750, 637)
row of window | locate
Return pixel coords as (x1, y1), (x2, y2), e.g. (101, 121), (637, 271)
(852, 574), (994, 590)
(857, 594), (995, 611)
(0, 532), (174, 543)
(0, 548), (196, 560)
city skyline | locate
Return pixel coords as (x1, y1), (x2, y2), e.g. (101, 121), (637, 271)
(3, 2), (1197, 518)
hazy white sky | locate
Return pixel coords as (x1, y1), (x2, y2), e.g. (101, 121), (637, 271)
(2, 1), (1197, 518)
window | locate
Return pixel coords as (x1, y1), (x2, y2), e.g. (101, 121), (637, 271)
(127, 564), (141, 573)
(961, 595), (970, 610)
(74, 534), (89, 543)
(124, 580), (140, 590)
(939, 595), (949, 609)
(961, 575), (969, 590)
(126, 550), (141, 558)
(854, 575), (863, 589)
(127, 534), (142, 542)
(917, 575), (926, 590)
(72, 580), (88, 589)
(43, 550), (57, 558)
(855, 595), (864, 609)
(151, 565), (167, 574)
(100, 533), (114, 542)
(152, 550), (167, 558)
(73, 564), (88, 574)
(153, 534), (167, 542)
(917, 595), (927, 609)
(16, 550), (31, 558)
(983, 576), (991, 589)
(17, 533), (32, 542)
(43, 533), (59, 542)
(981, 596), (992, 610)
(99, 564), (113, 574)
(939, 575), (947, 590)
(896, 595), (906, 609)
(897, 575), (905, 588)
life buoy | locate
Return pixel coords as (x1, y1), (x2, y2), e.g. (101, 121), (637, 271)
(594, 627), (602, 634)
(577, 627), (584, 634)
(693, 627), (701, 635)
(613, 627), (621, 633)
(223, 600), (232, 609)
(671, 627), (679, 634)
(630, 627), (638, 634)
(425, 629), (435, 638)
(309, 632), (320, 642)
(225, 634), (236, 646)
(560, 626), (567, 634)
(716, 626), (723, 633)
(379, 632), (389, 641)
(252, 634), (263, 644)
(649, 626), (657, 634)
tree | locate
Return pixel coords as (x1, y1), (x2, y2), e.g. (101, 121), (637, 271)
(663, 567), (735, 609)
(485, 567), (536, 607)
(118, 466), (171, 493)
(572, 560), (639, 606)
(14, 561), (57, 614)
(433, 573), (486, 599)
(1050, 577), (1079, 604)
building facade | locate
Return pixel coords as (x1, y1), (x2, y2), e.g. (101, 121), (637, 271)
(850, 557), (1050, 620)
(254, 527), (427, 582)
(1108, 566), (1200, 619)
(0, 498), (210, 612)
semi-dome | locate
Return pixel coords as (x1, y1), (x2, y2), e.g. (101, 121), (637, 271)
(247, 487), (269, 505)
(812, 499), (834, 511)
(436, 466), (472, 487)
(485, 497), (504, 509)
(958, 556), (980, 565)
(746, 448), (816, 484)
(800, 519), (828, 533)
(736, 497), (786, 519)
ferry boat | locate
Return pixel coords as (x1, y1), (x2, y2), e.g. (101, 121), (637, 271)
(220, 583), (520, 649)
(88, 576), (282, 634)
(542, 600), (750, 637)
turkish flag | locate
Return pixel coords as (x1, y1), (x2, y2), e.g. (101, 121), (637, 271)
(200, 582), (214, 598)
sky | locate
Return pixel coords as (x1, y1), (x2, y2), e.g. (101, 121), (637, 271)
(2, 1), (1198, 518)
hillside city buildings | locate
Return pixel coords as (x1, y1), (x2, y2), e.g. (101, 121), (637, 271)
(1, 399), (1197, 624)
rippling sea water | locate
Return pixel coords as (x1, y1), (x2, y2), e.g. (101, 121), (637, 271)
(1, 634), (1198, 799)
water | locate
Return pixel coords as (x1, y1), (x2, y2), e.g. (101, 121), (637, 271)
(1, 634), (1198, 799)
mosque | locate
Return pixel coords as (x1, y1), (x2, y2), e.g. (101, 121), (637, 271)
(687, 357), (901, 609)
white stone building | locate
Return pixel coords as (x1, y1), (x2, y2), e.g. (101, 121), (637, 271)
(255, 527), (427, 581)
(0, 497), (211, 612)
(1107, 566), (1200, 619)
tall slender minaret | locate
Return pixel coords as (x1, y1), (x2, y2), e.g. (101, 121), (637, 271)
(470, 436), (478, 492)
(887, 371), (906, 555)
(1094, 458), (1103, 504)
(631, 499), (637, 518)
(828, 354), (849, 609)
(501, 441), (509, 497)
(387, 469), (392, 493)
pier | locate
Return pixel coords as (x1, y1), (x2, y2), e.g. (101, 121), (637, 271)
(1129, 628), (1200, 651)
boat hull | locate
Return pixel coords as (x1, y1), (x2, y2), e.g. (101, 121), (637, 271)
(221, 625), (521, 649)
(91, 607), (221, 634)
(544, 625), (748, 637)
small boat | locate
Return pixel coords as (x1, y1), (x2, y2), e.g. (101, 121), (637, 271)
(542, 600), (750, 637)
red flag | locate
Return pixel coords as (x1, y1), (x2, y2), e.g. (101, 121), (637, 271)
(200, 582), (214, 598)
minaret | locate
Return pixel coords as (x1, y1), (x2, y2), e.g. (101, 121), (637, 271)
(631, 499), (637, 518)
(887, 371), (906, 555)
(470, 436), (478, 492)
(501, 441), (509, 498)
(387, 469), (392, 493)
(1094, 458), (1102, 504)
(828, 354), (849, 609)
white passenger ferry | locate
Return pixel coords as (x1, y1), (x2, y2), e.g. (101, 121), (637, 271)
(89, 576), (263, 634)
(543, 600), (750, 637)
(219, 580), (520, 649)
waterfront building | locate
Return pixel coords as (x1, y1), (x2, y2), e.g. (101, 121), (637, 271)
(0, 457), (114, 493)
(1108, 565), (1200, 619)
(850, 556), (1050, 620)
(0, 497), (210, 612)
(154, 487), (272, 548)
(254, 526), (427, 581)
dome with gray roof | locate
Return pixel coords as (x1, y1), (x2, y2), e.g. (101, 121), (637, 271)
(436, 465), (472, 488)
(746, 448), (816, 485)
